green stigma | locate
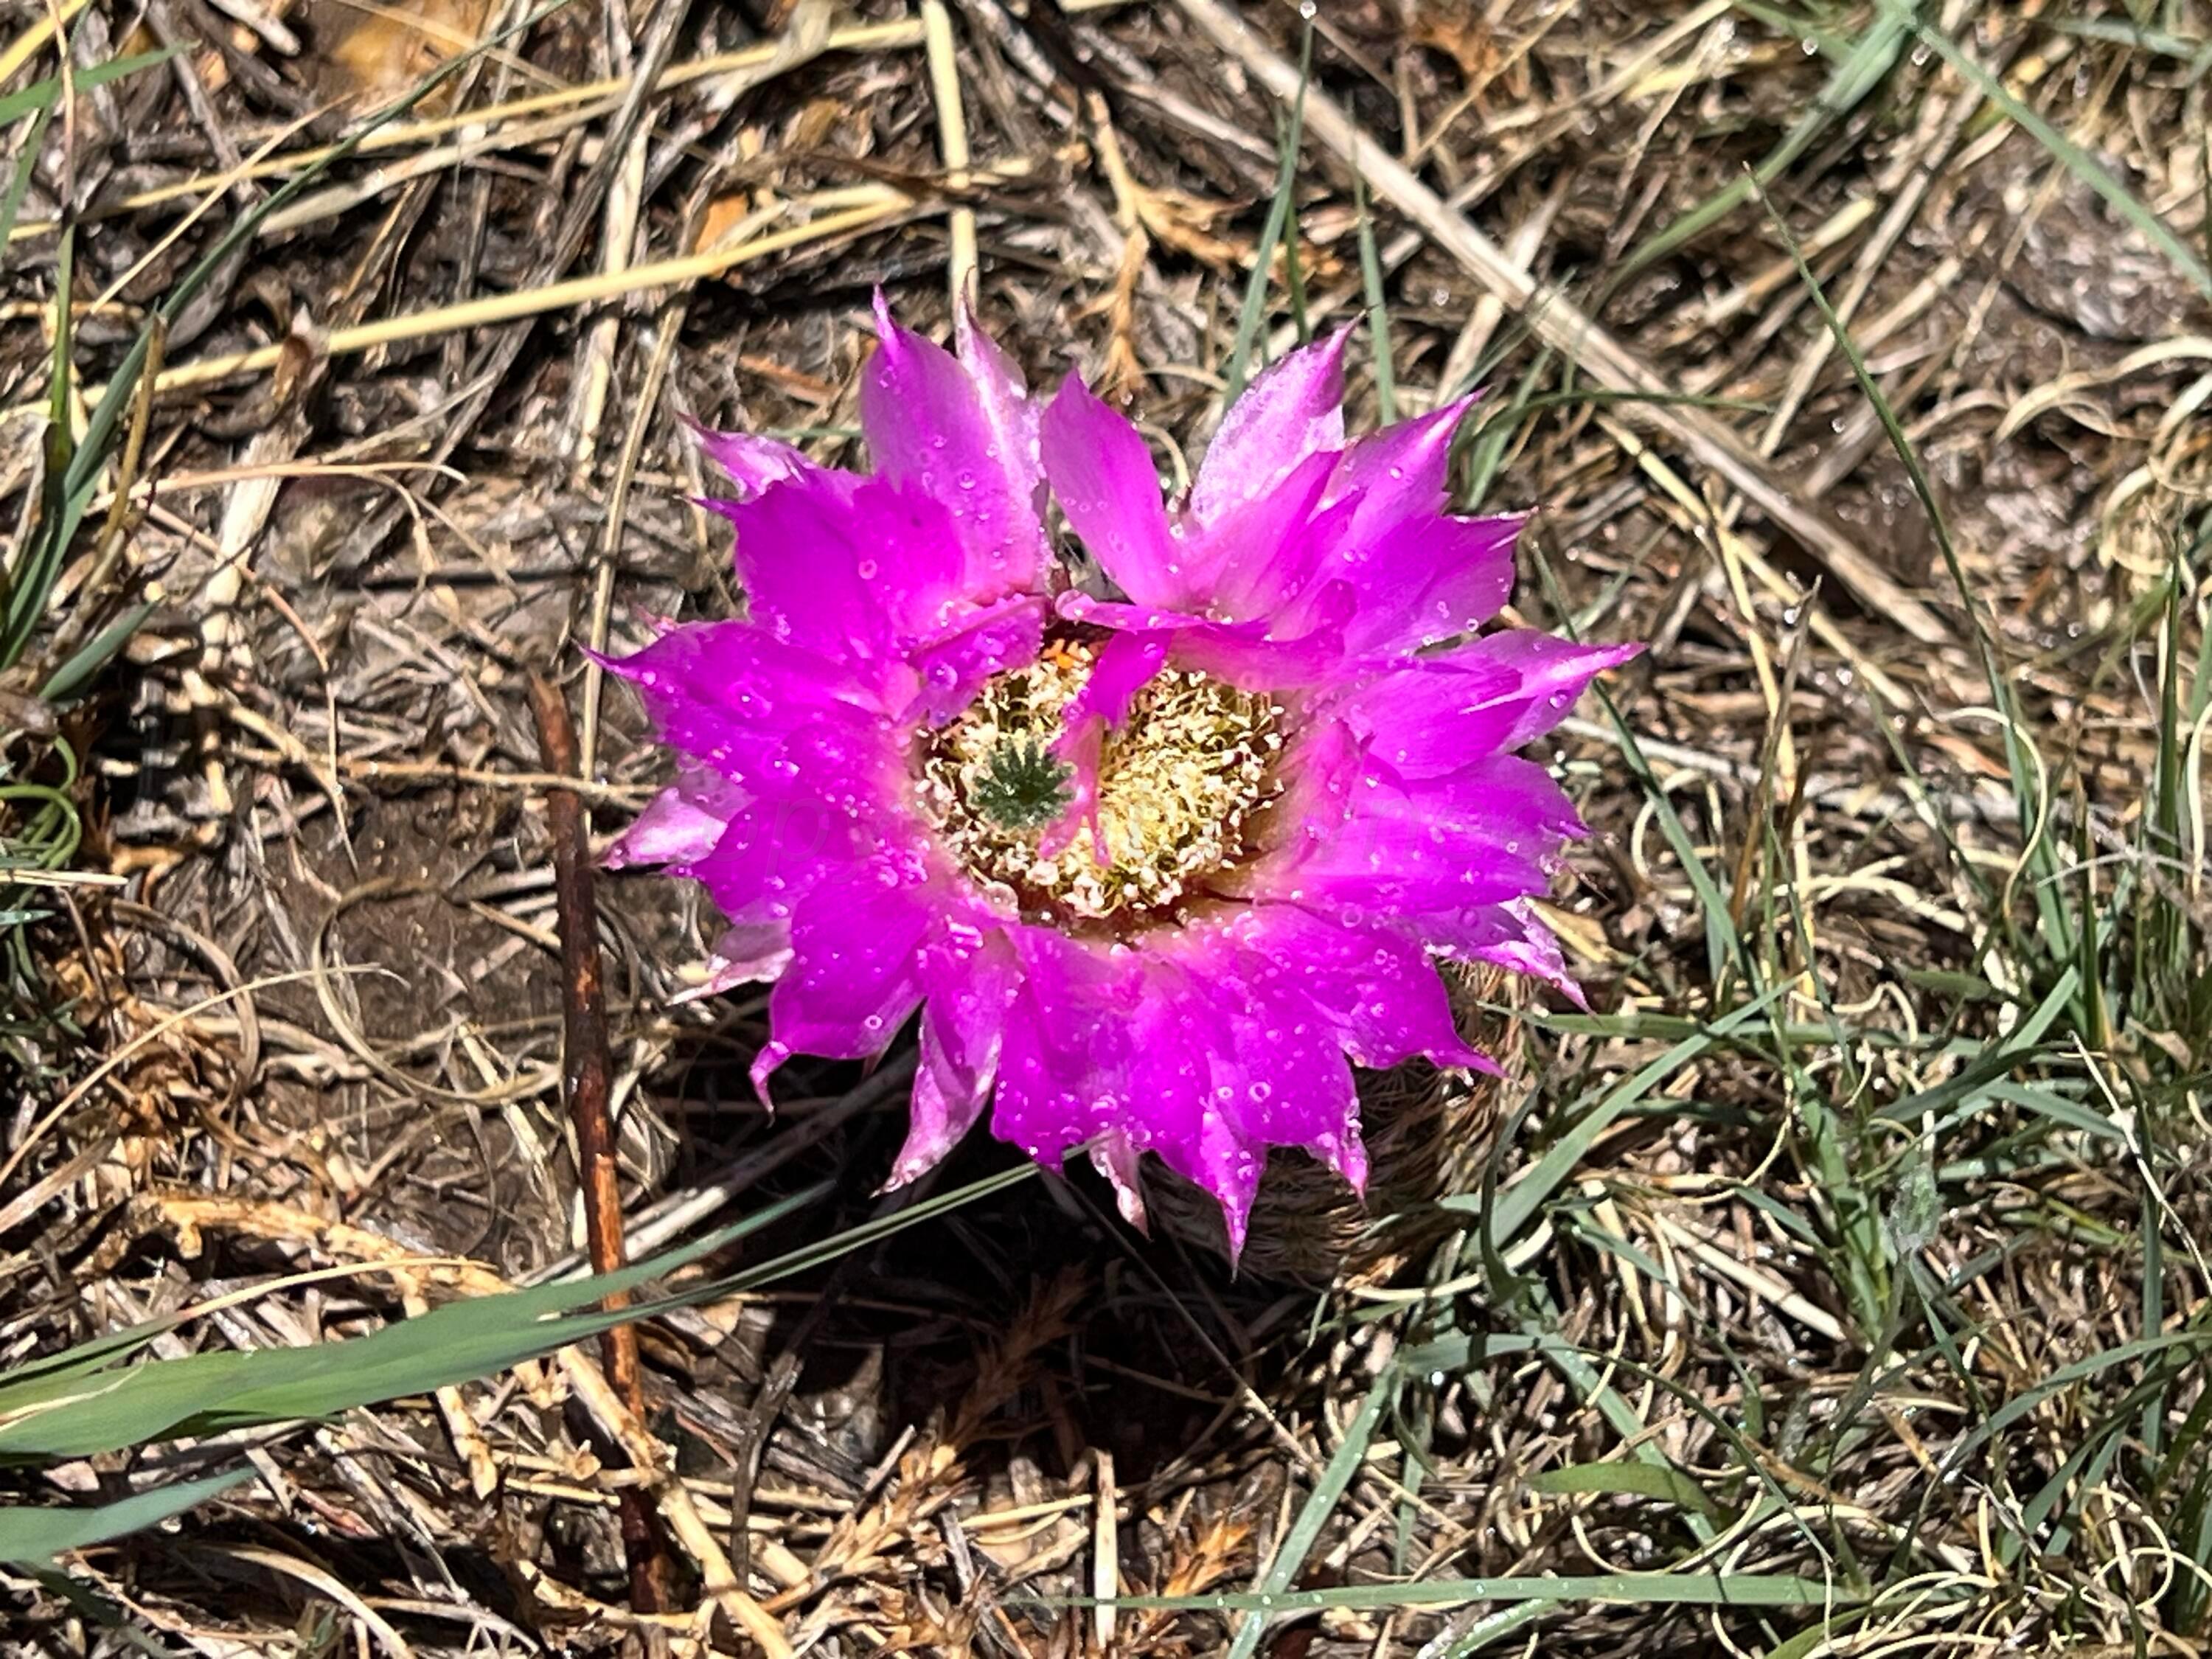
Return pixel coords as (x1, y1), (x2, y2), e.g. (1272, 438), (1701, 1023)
(968, 735), (1074, 832)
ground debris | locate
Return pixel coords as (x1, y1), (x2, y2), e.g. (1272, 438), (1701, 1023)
(0, 1), (2205, 1655)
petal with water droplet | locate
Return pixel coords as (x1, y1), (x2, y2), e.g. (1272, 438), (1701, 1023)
(1189, 326), (1350, 527)
(863, 297), (1049, 597)
(1039, 376), (1187, 608)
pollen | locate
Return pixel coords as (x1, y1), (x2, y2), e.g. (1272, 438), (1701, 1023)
(919, 636), (1285, 927)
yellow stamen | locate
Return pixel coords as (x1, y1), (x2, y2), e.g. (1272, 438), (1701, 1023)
(918, 636), (1284, 928)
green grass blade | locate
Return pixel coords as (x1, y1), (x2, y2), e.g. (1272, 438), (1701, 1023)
(1472, 987), (1787, 1245)
(1222, 21), (1312, 401)
(0, 1317), (179, 1398)
(3, 225), (74, 664)
(1458, 349), (1550, 511)
(1758, 1613), (1869, 1659)
(0, 1181), (828, 1461)
(0, 1162), (1034, 1467)
(1425, 1604), (1552, 1658)
(1224, 1365), (1399, 1659)
(1525, 1461), (1725, 1518)
(1615, 9), (1908, 277)
(0, 102), (55, 266)
(0, 47), (178, 131)
(1940, 1329), (2212, 1476)
(1871, 967), (2080, 1125)
(38, 602), (154, 701)
(1084, 1570), (1850, 1615)
(1757, 180), (2081, 991)
(2045, 16), (2204, 58)
(1729, 2), (1850, 63)
(0, 1469), (251, 1565)
(2164, 1462), (2212, 1633)
(1352, 164), (1395, 424)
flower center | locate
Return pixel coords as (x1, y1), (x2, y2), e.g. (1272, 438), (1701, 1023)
(919, 636), (1285, 927)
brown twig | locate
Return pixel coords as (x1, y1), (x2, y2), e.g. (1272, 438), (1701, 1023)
(528, 673), (673, 1634)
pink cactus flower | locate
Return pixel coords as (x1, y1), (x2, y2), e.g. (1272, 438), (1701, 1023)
(602, 300), (1639, 1259)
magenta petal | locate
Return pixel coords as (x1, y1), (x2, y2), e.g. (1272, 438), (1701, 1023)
(596, 623), (886, 790)
(1060, 627), (1170, 737)
(1200, 975), (1360, 1161)
(1222, 1021), (1361, 1189)
(1339, 636), (1638, 775)
(987, 931), (1262, 1251)
(1329, 655), (1521, 773)
(990, 930), (1139, 1164)
(1168, 956), (1360, 1208)
(691, 799), (847, 932)
(1405, 752), (1587, 846)
(1217, 1187), (1254, 1265)
(1433, 899), (1587, 1009)
(1443, 633), (1644, 748)
(956, 303), (1048, 561)
(1036, 717), (1107, 863)
(1190, 326), (1350, 528)
(1039, 377), (1187, 608)
(1051, 590), (1350, 691)
(717, 472), (962, 681)
(767, 869), (936, 1062)
(1247, 754), (1568, 917)
(1120, 970), (1262, 1256)
(1209, 478), (1362, 622)
(888, 927), (1022, 1188)
(862, 299), (1048, 597)
(1040, 629), (1167, 860)
(773, 716), (927, 826)
(674, 922), (796, 1004)
(922, 923), (1022, 1081)
(1052, 590), (1209, 635)
(1238, 717), (1363, 875)
(1323, 511), (1526, 657)
(956, 305), (1040, 456)
(692, 422), (816, 498)
(1165, 600), (1351, 690)
(1214, 905), (1482, 1071)
(894, 1060), (978, 1189)
(1184, 446), (1339, 616)
(1222, 400), (1464, 622)
(1088, 1131), (1149, 1231)
(606, 768), (742, 870)
(907, 595), (1048, 724)
(749, 1040), (793, 1103)
(709, 922), (796, 984)
(689, 785), (900, 933)
(1323, 397), (1471, 535)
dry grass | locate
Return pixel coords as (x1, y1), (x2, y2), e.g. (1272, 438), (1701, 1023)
(0, 0), (2208, 1654)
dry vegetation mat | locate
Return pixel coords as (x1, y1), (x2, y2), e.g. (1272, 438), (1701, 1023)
(0, 0), (2208, 1655)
